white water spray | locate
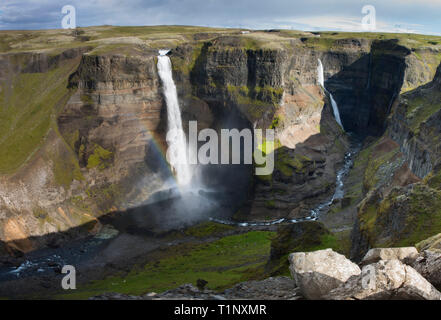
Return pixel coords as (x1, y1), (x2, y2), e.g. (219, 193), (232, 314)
(157, 50), (192, 186)
(317, 59), (344, 130)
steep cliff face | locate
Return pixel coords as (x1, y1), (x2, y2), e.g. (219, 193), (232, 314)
(59, 52), (170, 209)
(350, 62), (441, 261)
(0, 48), (94, 254)
(388, 63), (441, 178)
(325, 40), (408, 135)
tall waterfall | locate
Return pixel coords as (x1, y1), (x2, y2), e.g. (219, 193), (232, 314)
(317, 59), (344, 130)
(157, 50), (192, 186)
(317, 59), (325, 88)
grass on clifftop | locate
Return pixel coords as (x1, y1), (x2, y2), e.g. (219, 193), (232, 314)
(2, 26), (441, 55)
(279, 30), (441, 51)
(0, 26), (239, 54)
(57, 231), (275, 299)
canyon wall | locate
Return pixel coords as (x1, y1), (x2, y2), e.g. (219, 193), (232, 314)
(350, 62), (441, 261)
(1, 29), (441, 256)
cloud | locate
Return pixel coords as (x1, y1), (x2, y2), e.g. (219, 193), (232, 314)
(0, 0), (439, 35)
(275, 15), (425, 34)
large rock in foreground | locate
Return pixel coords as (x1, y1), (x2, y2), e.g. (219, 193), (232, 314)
(289, 249), (361, 299)
(412, 250), (441, 290)
(325, 259), (441, 300)
(360, 247), (418, 266)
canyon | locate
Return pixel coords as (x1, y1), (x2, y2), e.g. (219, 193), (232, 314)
(0, 26), (441, 299)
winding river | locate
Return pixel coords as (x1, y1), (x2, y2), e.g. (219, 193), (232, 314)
(210, 139), (361, 227)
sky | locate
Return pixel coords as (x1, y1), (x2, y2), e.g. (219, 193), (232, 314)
(0, 0), (440, 35)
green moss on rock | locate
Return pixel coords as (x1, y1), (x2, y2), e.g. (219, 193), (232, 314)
(264, 200), (276, 208)
(404, 90), (441, 133)
(32, 207), (48, 220)
(226, 84), (281, 121)
(171, 43), (204, 75)
(80, 94), (94, 105)
(51, 144), (84, 189)
(275, 148), (311, 177)
(85, 182), (122, 213)
(426, 170), (441, 190)
(357, 184), (441, 250)
(363, 143), (399, 192)
(87, 144), (113, 170)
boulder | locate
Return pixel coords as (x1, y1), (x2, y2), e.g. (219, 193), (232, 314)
(360, 247), (419, 266)
(288, 249), (361, 299)
(325, 259), (441, 300)
(412, 250), (441, 290)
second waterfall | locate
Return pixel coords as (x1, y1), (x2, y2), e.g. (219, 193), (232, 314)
(317, 59), (344, 130)
(157, 50), (192, 186)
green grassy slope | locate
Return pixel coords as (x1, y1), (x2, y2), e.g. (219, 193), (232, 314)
(0, 57), (80, 173)
(57, 230), (274, 299)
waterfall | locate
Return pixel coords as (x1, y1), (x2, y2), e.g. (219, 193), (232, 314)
(157, 50), (192, 186)
(317, 59), (344, 130)
(329, 93), (344, 129)
(317, 59), (324, 87)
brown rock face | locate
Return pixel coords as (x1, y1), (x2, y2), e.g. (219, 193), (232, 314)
(388, 63), (441, 179)
(58, 53), (170, 208)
